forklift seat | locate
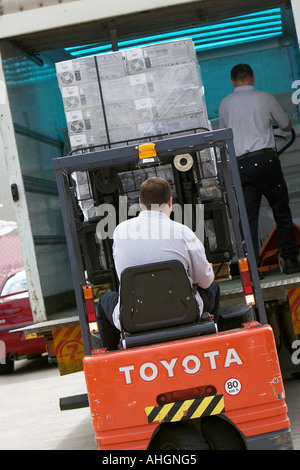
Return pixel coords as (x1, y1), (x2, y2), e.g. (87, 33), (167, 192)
(119, 260), (216, 348)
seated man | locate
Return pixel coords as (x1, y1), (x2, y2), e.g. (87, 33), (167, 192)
(96, 177), (220, 350)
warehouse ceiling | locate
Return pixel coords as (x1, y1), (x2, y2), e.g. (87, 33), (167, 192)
(3, 0), (291, 56)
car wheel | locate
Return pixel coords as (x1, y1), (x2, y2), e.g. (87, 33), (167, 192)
(0, 357), (14, 375)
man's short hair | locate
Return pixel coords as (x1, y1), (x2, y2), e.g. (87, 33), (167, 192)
(140, 177), (172, 209)
(231, 64), (254, 82)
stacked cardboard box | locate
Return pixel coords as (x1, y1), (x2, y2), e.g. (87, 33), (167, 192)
(56, 39), (211, 150)
(55, 39), (219, 217)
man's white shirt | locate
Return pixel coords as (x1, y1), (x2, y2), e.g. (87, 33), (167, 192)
(112, 210), (214, 330)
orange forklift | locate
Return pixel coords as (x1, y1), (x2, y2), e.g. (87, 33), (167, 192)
(53, 128), (293, 450)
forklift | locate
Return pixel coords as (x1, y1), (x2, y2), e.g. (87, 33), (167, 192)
(53, 128), (293, 450)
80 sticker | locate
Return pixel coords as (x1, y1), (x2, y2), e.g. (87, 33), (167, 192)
(225, 378), (241, 395)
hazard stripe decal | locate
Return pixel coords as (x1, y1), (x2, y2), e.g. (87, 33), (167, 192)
(145, 394), (225, 423)
(288, 287), (300, 334)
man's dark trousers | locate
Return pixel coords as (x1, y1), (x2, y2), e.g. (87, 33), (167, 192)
(238, 148), (298, 264)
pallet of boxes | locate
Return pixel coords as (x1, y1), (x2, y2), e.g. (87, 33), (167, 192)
(55, 39), (231, 281)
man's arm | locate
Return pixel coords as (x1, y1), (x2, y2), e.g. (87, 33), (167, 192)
(270, 95), (292, 132)
(184, 228), (215, 289)
(282, 120), (292, 132)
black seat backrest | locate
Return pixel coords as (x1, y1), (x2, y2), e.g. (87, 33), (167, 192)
(119, 260), (199, 334)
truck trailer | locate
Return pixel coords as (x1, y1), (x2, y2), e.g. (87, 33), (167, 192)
(0, 0), (300, 450)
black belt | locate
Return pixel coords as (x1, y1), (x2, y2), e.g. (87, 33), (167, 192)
(237, 147), (275, 161)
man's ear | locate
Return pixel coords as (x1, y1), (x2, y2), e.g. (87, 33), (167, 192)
(139, 197), (145, 209)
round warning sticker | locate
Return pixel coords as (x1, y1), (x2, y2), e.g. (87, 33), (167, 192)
(225, 378), (241, 395)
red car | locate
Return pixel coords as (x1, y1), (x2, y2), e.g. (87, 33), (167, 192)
(0, 270), (46, 374)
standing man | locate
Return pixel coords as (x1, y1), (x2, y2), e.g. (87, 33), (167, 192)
(219, 63), (299, 274)
(96, 177), (220, 350)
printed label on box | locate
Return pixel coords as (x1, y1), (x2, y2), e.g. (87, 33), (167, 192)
(135, 98), (154, 110)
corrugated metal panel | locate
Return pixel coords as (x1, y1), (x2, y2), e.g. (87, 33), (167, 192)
(0, 0), (289, 53)
(66, 8), (284, 57)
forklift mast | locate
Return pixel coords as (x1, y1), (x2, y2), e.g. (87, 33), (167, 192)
(53, 128), (268, 355)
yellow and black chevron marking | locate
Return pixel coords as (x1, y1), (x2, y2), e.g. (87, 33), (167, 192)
(145, 394), (225, 423)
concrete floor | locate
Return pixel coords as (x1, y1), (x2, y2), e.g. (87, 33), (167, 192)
(0, 355), (299, 450)
(0, 356), (96, 450)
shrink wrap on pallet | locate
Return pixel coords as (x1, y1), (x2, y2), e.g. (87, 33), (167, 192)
(56, 39), (219, 219)
(56, 39), (210, 152)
